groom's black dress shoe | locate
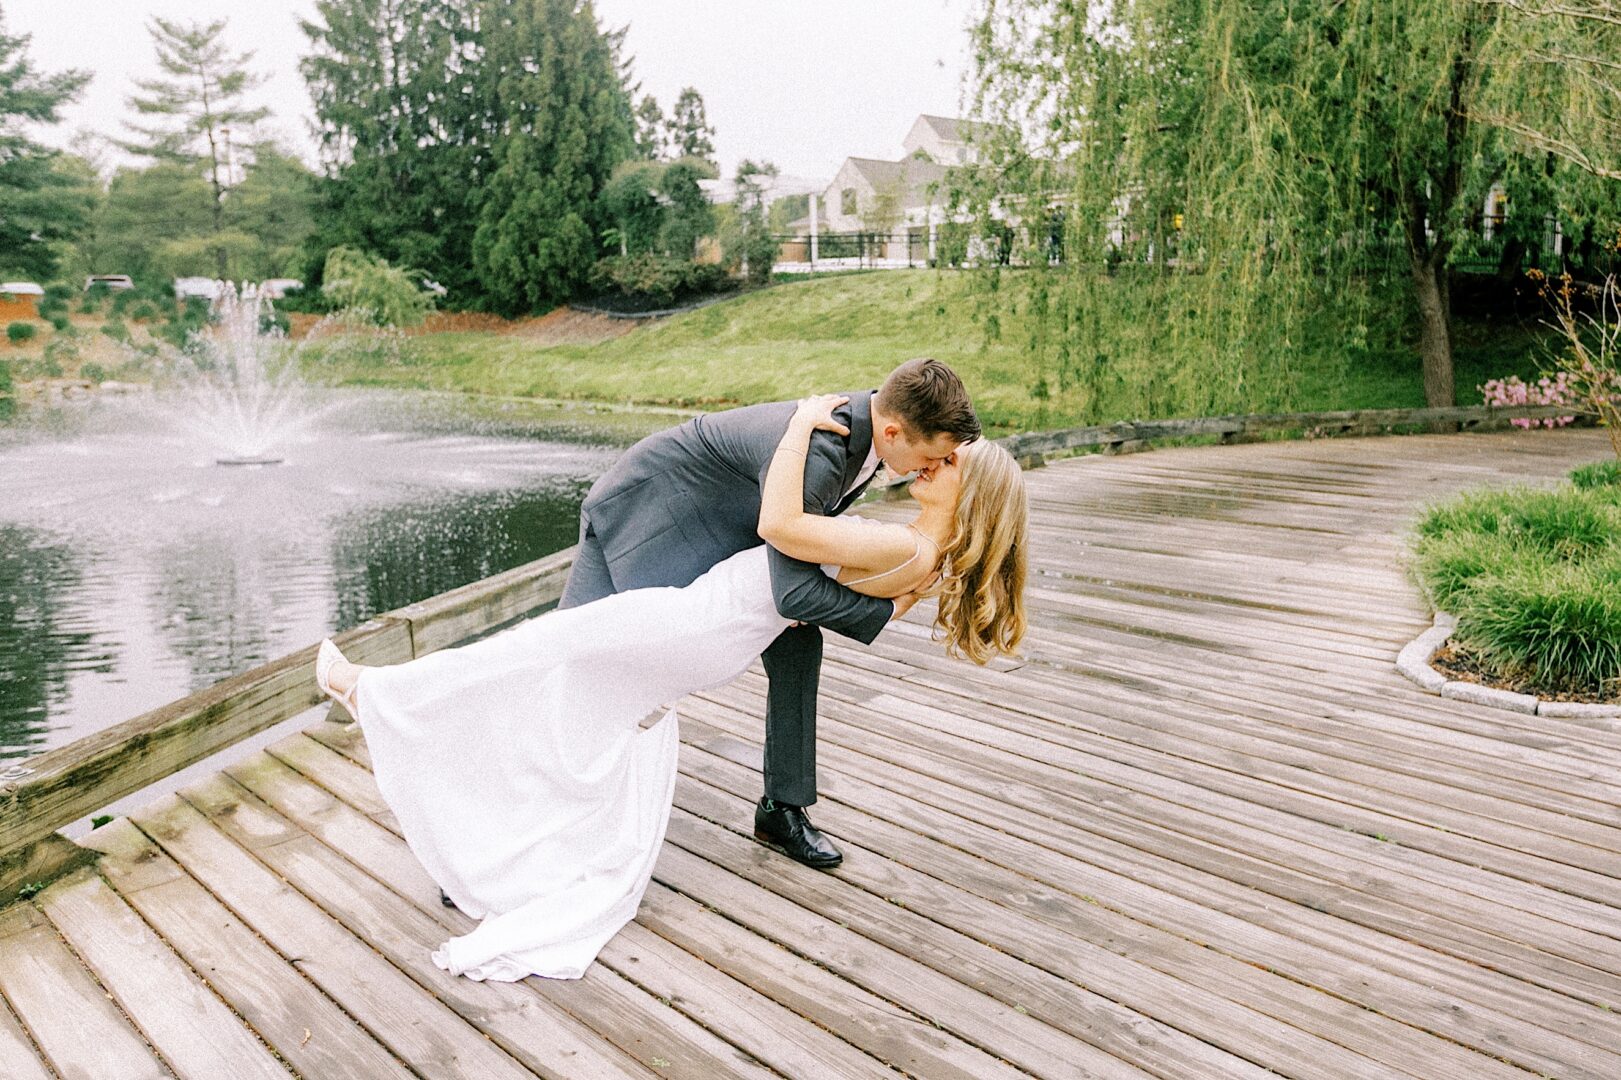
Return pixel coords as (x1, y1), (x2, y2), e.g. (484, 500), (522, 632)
(754, 797), (843, 869)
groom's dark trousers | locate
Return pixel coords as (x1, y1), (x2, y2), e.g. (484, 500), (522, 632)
(559, 394), (891, 807)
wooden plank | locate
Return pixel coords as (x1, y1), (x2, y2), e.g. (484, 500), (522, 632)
(696, 681), (1621, 1008)
(207, 752), (761, 1079)
(0, 832), (96, 906)
(0, 898), (169, 1080)
(667, 768), (1545, 1080)
(292, 726), (1044, 1080)
(135, 787), (549, 1080)
(36, 866), (289, 1080)
(674, 719), (1621, 1077)
(83, 816), (416, 1080)
(0, 616), (413, 860)
(0, 991), (51, 1080)
(676, 710), (1621, 1058)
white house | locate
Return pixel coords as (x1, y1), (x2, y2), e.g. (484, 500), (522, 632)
(780, 114), (993, 270)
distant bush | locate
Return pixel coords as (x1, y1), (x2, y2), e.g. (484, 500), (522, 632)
(6, 321), (37, 343)
(43, 283), (73, 305)
(319, 247), (434, 327)
(80, 362), (108, 383)
(101, 319), (130, 343)
(259, 309), (290, 336)
(586, 254), (734, 312)
(47, 313), (69, 332)
(130, 301), (159, 322)
(273, 285), (328, 315)
(0, 357), (11, 393)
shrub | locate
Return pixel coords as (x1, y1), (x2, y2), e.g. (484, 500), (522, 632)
(48, 314), (70, 332)
(1414, 487), (1617, 561)
(80, 362), (107, 383)
(43, 283), (73, 304)
(319, 247), (434, 327)
(1570, 460), (1621, 490)
(1414, 483), (1621, 697)
(273, 285), (327, 315)
(100, 319), (130, 344)
(0, 357), (11, 393)
(1479, 373), (1578, 428)
(586, 254), (735, 311)
(130, 301), (159, 322)
(6, 322), (37, 343)
(1459, 556), (1621, 695)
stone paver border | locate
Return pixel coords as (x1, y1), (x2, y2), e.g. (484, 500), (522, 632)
(1395, 612), (1621, 718)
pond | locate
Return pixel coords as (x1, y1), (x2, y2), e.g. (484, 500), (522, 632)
(0, 389), (683, 761)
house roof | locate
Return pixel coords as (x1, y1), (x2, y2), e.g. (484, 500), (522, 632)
(841, 156), (950, 207)
(917, 115), (994, 144)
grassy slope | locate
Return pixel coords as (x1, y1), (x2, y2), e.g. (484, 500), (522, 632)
(301, 270), (1557, 434)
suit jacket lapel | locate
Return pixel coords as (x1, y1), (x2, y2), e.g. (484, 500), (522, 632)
(832, 391), (876, 515)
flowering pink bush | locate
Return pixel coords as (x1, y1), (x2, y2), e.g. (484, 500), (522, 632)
(1479, 373), (1578, 428)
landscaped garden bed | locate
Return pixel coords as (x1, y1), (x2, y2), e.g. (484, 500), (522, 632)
(1408, 459), (1621, 709)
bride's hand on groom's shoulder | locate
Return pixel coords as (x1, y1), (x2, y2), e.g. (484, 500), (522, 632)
(794, 394), (850, 436)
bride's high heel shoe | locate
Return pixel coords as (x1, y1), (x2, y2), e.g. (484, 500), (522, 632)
(316, 638), (360, 722)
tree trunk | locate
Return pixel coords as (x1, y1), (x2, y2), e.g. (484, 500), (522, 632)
(1409, 252), (1455, 407)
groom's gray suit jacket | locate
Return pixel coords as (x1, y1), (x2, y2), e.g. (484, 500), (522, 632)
(559, 392), (890, 806)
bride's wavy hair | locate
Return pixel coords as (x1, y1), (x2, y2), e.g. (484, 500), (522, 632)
(933, 439), (1028, 664)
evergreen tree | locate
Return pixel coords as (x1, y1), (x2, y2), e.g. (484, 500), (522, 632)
(666, 86), (716, 166)
(117, 18), (269, 280)
(472, 0), (634, 313)
(727, 159), (777, 286)
(300, 0), (488, 300)
(634, 94), (666, 159)
(658, 156), (717, 259)
(0, 9), (92, 280)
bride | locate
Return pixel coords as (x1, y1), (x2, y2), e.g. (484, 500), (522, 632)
(314, 394), (1028, 981)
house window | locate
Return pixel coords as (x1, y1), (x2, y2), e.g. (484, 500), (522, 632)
(841, 188), (858, 217)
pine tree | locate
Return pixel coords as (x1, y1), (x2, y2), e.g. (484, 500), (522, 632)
(634, 94), (666, 159)
(117, 18), (269, 280)
(666, 87), (716, 166)
(472, 0), (634, 313)
(0, 10), (92, 279)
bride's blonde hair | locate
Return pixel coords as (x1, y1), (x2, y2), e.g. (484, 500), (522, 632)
(933, 439), (1028, 663)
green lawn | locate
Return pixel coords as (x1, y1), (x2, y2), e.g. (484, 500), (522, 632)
(297, 270), (1557, 435)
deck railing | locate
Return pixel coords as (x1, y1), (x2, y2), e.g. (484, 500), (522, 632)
(0, 401), (1588, 900)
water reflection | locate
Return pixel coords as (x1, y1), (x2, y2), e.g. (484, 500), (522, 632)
(0, 390), (677, 757)
(331, 483), (588, 626)
(0, 527), (105, 759)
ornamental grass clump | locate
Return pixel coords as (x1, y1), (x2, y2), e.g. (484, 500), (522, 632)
(1413, 474), (1621, 698)
(1570, 459), (1621, 490)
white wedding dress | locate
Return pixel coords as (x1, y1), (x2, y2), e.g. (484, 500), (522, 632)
(353, 543), (799, 982)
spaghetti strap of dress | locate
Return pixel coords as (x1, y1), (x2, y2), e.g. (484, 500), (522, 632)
(842, 524), (937, 587)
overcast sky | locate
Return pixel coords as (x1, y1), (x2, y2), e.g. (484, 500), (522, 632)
(8, 0), (978, 181)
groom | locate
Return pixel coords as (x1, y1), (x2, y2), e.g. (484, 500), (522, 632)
(559, 358), (980, 869)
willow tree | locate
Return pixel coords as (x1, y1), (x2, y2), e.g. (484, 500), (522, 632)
(957, 1), (1611, 418)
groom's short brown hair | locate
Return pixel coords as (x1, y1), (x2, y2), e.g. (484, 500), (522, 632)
(876, 358), (981, 443)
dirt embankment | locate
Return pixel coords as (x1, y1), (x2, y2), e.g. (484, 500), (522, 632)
(287, 307), (642, 346)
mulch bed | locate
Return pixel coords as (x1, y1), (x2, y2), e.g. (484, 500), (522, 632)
(1429, 643), (1620, 705)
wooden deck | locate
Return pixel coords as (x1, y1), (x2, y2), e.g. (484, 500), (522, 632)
(2, 427), (1618, 1079)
